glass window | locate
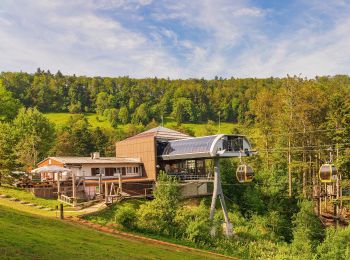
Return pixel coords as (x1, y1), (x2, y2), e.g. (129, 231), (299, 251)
(91, 168), (100, 176)
(105, 168), (115, 176)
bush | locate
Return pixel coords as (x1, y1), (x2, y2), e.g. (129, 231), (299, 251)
(316, 227), (350, 260)
(175, 201), (213, 244)
(291, 200), (324, 258)
(137, 172), (179, 235)
(115, 205), (136, 229)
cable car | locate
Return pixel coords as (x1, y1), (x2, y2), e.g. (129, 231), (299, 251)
(236, 164), (254, 183)
(319, 164), (337, 183)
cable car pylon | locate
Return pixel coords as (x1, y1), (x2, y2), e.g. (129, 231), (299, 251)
(209, 158), (233, 237)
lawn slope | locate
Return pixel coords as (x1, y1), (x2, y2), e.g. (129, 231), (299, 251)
(0, 205), (220, 260)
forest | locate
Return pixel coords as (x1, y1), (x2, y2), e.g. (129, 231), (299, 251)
(1, 70), (350, 258)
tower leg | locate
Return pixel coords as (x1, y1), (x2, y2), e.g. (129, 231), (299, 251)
(209, 158), (233, 237)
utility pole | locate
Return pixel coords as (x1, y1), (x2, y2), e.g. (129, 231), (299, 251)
(209, 158), (232, 237)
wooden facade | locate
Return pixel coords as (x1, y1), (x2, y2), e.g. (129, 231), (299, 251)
(115, 134), (157, 181)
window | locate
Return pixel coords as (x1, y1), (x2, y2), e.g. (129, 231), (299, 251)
(105, 168), (116, 176)
(187, 160), (196, 174)
(91, 168), (100, 176)
(134, 167), (139, 174)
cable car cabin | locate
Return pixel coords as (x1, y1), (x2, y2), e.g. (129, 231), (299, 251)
(319, 164), (337, 183)
(236, 164), (254, 183)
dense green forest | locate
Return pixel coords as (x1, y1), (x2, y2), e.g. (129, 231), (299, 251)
(1, 70), (350, 258)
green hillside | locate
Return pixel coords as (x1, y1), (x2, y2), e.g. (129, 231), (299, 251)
(0, 204), (221, 260)
(44, 112), (236, 136)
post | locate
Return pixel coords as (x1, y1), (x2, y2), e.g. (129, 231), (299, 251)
(209, 158), (232, 237)
(57, 172), (61, 200)
(72, 171), (77, 207)
(60, 203), (64, 219)
(105, 181), (108, 203)
(98, 171), (102, 195)
(118, 173), (122, 193)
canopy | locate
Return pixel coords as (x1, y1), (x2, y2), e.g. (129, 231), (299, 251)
(31, 165), (72, 174)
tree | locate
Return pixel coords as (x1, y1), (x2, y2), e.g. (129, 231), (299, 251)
(172, 97), (195, 124)
(96, 92), (109, 115)
(13, 108), (55, 167)
(132, 104), (150, 125)
(0, 123), (17, 185)
(137, 172), (179, 235)
(118, 106), (129, 124)
(92, 127), (109, 156)
(291, 200), (324, 257)
(103, 108), (118, 128)
(0, 80), (22, 122)
(52, 115), (95, 156)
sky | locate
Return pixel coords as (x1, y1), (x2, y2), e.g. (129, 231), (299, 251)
(0, 0), (350, 79)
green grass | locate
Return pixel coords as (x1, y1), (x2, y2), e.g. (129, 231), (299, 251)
(44, 112), (237, 136)
(0, 184), (61, 209)
(45, 113), (114, 130)
(0, 205), (220, 260)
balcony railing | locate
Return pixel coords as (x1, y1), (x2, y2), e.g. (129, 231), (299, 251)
(167, 173), (213, 181)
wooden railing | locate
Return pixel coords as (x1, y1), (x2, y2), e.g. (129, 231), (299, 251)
(59, 194), (74, 205)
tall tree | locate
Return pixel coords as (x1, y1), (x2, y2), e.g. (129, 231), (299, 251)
(13, 108), (55, 167)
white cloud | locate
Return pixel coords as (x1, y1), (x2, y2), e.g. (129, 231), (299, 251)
(0, 0), (349, 78)
(233, 7), (265, 17)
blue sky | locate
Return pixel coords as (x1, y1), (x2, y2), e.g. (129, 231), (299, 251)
(0, 0), (350, 78)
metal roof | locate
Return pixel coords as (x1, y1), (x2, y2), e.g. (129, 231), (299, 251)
(45, 157), (141, 165)
(159, 134), (253, 160)
(126, 126), (191, 141)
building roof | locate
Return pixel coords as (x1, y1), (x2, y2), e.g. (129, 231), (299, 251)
(44, 157), (141, 165)
(159, 134), (253, 160)
(126, 126), (191, 141)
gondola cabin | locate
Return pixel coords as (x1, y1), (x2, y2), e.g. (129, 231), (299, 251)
(319, 164), (337, 183)
(236, 164), (254, 183)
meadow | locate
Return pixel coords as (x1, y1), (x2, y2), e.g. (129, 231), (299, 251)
(44, 112), (236, 136)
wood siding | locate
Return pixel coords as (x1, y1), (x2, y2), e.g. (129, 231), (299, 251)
(38, 158), (64, 168)
(115, 135), (157, 180)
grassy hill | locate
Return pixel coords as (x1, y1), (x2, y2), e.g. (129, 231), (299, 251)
(0, 204), (221, 260)
(44, 113), (236, 136)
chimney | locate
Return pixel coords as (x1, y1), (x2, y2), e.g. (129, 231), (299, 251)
(92, 152), (100, 160)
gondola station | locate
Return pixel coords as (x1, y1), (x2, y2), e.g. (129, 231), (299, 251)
(30, 126), (255, 235)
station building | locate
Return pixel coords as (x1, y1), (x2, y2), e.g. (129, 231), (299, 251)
(37, 126), (253, 201)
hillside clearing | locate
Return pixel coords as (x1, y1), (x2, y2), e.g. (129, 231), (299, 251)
(44, 112), (236, 136)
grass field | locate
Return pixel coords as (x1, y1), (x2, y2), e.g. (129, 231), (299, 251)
(44, 112), (236, 136)
(0, 185), (61, 209)
(0, 204), (221, 260)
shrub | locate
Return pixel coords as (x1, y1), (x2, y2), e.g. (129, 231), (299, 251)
(115, 205), (136, 229)
(137, 172), (179, 235)
(316, 226), (350, 260)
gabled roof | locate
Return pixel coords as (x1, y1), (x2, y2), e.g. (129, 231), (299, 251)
(42, 157), (141, 165)
(126, 126), (191, 141)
